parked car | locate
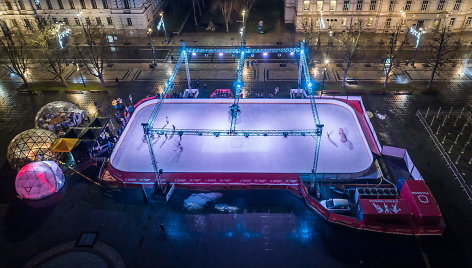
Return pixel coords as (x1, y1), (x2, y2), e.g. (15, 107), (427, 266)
(320, 199), (351, 213)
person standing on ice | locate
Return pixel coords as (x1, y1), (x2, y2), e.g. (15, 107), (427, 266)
(172, 125), (176, 132)
(166, 116), (169, 125)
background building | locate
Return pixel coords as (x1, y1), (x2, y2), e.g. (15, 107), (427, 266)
(0, 0), (164, 37)
(285, 0), (472, 32)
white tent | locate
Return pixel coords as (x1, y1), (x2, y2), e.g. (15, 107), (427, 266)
(15, 161), (65, 200)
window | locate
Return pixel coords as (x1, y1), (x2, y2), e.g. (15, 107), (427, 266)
(316, 0), (323, 11)
(449, 18), (455, 26)
(421, 1), (428, 11)
(69, 0), (75, 9)
(102, 0), (108, 8)
(404, 0), (411, 11)
(343, 0), (349, 11)
(41, 17), (47, 25)
(80, 0), (86, 9)
(437, 0), (445, 10)
(369, 0), (376, 11)
(367, 17), (373, 26)
(330, 0), (336, 11)
(11, 19), (18, 28)
(85, 17), (91, 25)
(52, 17), (58, 24)
(453, 0), (461, 11)
(123, 0), (129, 9)
(57, 0), (64, 8)
(386, 18), (391, 27)
(356, 0), (363, 10)
(74, 17), (80, 25)
(388, 0), (395, 11)
(18, 0), (25, 9)
(126, 18), (132, 26)
(466, 17), (472, 26)
(107, 17), (113, 25)
(24, 19), (32, 30)
(303, 0), (310, 11)
(46, 0), (53, 9)
(35, 0), (42, 9)
(91, 0), (97, 8)
(5, 1), (13, 10)
(341, 17), (347, 26)
(63, 18), (69, 25)
(96, 17), (102, 25)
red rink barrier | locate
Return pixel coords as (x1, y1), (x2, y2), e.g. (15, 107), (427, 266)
(328, 213), (358, 228)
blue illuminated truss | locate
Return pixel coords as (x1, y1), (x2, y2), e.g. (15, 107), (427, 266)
(143, 42), (323, 190)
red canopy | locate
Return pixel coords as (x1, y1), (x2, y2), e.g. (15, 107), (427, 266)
(359, 199), (412, 221)
(401, 180), (442, 225)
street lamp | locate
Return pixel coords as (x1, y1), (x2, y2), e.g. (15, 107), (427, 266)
(156, 12), (169, 44)
(409, 27), (425, 67)
(76, 63), (86, 87)
(241, 10), (246, 45)
(147, 28), (157, 67)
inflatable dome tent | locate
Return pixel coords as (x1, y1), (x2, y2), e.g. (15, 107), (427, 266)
(15, 161), (65, 200)
(7, 129), (58, 170)
(35, 101), (87, 134)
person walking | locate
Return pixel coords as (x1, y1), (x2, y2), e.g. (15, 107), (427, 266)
(128, 94), (133, 105)
(115, 77), (119, 84)
(172, 125), (176, 131)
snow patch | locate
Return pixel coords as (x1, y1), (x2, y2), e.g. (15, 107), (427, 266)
(183, 192), (222, 211)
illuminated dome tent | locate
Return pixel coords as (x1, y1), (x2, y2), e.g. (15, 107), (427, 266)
(15, 161), (65, 200)
(35, 101), (87, 133)
(7, 129), (58, 170)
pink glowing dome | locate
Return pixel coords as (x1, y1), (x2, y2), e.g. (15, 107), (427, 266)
(15, 161), (65, 200)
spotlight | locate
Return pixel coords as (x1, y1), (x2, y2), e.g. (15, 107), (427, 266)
(290, 52), (295, 55)
(263, 52), (268, 56)
(251, 54), (254, 57)
(277, 53), (281, 57)
(204, 53), (208, 57)
(219, 52), (223, 56)
(192, 52), (196, 56)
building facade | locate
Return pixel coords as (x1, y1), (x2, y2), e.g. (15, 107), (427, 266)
(0, 0), (163, 36)
(286, 0), (472, 32)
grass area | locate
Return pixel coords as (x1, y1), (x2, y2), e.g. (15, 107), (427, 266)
(20, 83), (115, 92)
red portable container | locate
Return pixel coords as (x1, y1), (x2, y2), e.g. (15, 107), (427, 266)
(401, 180), (442, 225)
(358, 199), (412, 222)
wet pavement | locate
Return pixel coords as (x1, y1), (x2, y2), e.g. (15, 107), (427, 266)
(0, 79), (472, 267)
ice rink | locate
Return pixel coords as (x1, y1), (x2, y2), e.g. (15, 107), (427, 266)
(110, 99), (373, 174)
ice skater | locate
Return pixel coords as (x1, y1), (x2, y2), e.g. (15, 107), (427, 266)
(172, 125), (176, 132)
(166, 116), (169, 125)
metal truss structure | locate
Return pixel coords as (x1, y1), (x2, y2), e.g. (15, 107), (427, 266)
(143, 42), (323, 190)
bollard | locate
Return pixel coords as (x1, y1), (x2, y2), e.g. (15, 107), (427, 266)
(425, 107), (430, 118)
(448, 107), (453, 118)
(436, 124), (442, 135)
(455, 154), (461, 164)
(454, 133), (461, 144)
(441, 114), (448, 127)
(467, 132), (472, 145)
(436, 107), (442, 117)
(442, 133), (447, 144)
(469, 155), (472, 165)
(460, 122), (468, 134)
(454, 107), (465, 127)
(430, 116), (436, 126)
(448, 144), (453, 154)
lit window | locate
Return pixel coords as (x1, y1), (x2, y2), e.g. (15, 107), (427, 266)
(343, 0), (349, 11)
(317, 1), (323, 11)
(367, 17), (373, 26)
(341, 17), (347, 26)
(453, 0), (461, 11)
(421, 1), (428, 11)
(303, 0), (310, 11)
(370, 0), (376, 11)
(356, 0), (363, 10)
(330, 0), (336, 11)
(449, 18), (455, 26)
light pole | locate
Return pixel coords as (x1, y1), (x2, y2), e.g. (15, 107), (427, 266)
(240, 9), (246, 46)
(322, 59), (329, 91)
(76, 63), (86, 87)
(157, 12), (169, 45)
(410, 27), (425, 67)
(147, 28), (157, 67)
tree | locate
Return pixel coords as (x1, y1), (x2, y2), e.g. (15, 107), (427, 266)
(300, 18), (320, 65)
(76, 21), (109, 87)
(212, 0), (242, 32)
(426, 22), (460, 90)
(383, 23), (408, 88)
(32, 21), (70, 86)
(0, 25), (30, 87)
(337, 20), (363, 88)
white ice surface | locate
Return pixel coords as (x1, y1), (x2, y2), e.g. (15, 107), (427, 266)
(110, 99), (373, 174)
